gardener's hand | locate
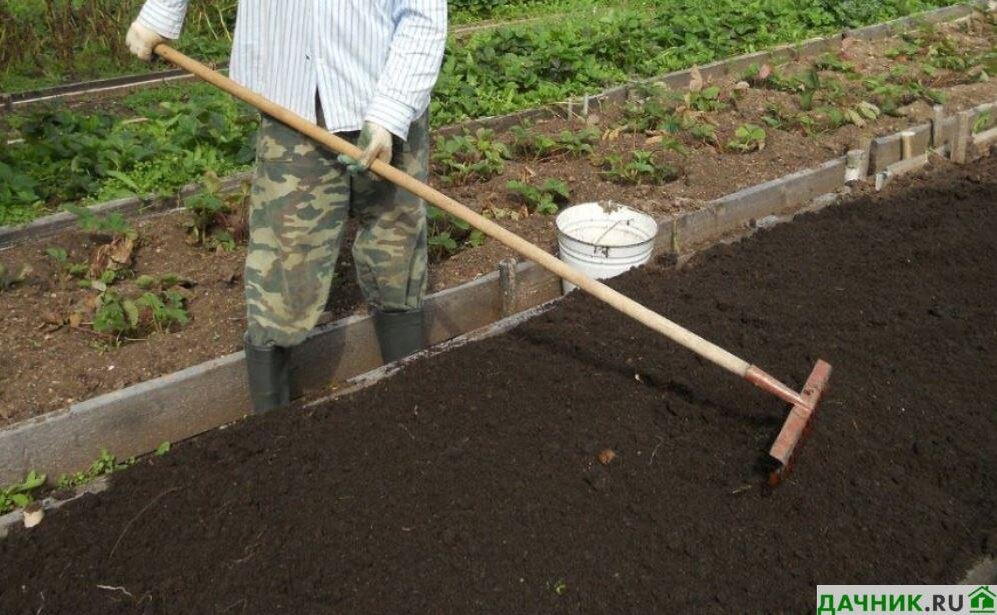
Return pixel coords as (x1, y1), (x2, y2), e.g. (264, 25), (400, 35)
(126, 21), (168, 61)
(339, 122), (393, 176)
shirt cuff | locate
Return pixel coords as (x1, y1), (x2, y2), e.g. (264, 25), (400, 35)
(137, 0), (188, 40)
(365, 94), (416, 141)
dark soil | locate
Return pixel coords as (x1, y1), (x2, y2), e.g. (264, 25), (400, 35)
(2, 154), (995, 613)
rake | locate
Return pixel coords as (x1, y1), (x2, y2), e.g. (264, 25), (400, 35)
(156, 45), (832, 485)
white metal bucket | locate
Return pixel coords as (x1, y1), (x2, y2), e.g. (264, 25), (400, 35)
(555, 202), (659, 293)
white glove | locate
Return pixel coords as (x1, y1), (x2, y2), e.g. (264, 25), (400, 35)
(125, 21), (168, 61)
(339, 122), (393, 174)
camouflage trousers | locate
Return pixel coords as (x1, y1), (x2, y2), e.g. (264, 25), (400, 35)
(245, 112), (429, 348)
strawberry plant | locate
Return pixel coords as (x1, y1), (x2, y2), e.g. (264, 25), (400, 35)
(92, 288), (189, 342)
(599, 150), (679, 185)
(728, 124), (767, 153)
(432, 129), (510, 185)
(509, 123), (599, 160)
(426, 206), (486, 262)
(506, 178), (571, 215)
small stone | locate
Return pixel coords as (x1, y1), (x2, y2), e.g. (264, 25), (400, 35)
(23, 502), (44, 529)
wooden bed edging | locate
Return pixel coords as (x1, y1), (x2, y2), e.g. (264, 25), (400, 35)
(0, 172), (253, 250)
(0, 259), (562, 485)
(0, 299), (561, 538)
(1, 2), (986, 251)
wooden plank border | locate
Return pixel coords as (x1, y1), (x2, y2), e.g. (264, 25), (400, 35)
(0, 259), (561, 485)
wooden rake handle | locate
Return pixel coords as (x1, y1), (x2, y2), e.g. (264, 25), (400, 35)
(154, 44), (809, 410)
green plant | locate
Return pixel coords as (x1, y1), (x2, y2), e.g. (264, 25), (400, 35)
(600, 150), (679, 185)
(973, 111), (992, 135)
(727, 124), (767, 152)
(506, 178), (571, 215)
(688, 122), (717, 145)
(92, 288), (189, 341)
(1, 1), (969, 227)
(92, 290), (140, 340)
(511, 124), (600, 160)
(814, 52), (856, 73)
(0, 471), (46, 515)
(426, 206), (486, 261)
(44, 247), (89, 277)
(155, 441), (171, 456)
(184, 171), (249, 249)
(136, 291), (189, 333)
(685, 86), (726, 112)
(57, 449), (131, 489)
(431, 129), (510, 185)
(63, 204), (137, 240)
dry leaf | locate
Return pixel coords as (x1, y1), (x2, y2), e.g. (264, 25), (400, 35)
(688, 66), (704, 92)
(758, 64), (773, 80)
(68, 312), (83, 328)
(598, 449), (617, 466)
(108, 235), (135, 266)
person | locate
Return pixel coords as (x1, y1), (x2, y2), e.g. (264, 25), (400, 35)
(126, 2), (448, 413)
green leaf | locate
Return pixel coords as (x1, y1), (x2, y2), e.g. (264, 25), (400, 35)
(135, 275), (157, 290)
(155, 441), (171, 456)
(105, 170), (144, 194)
(123, 300), (140, 327)
(46, 247), (68, 263)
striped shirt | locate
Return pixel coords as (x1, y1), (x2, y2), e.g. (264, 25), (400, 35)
(137, 0), (447, 139)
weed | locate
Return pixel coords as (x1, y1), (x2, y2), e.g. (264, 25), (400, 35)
(974, 111), (992, 135)
(155, 441), (171, 456)
(135, 274), (157, 290)
(815, 53), (856, 73)
(727, 124), (767, 152)
(46, 247), (91, 279)
(506, 178), (571, 215)
(57, 449), (131, 489)
(64, 204), (137, 241)
(184, 171), (249, 249)
(0, 471), (46, 515)
(432, 129), (509, 185)
(600, 150), (679, 185)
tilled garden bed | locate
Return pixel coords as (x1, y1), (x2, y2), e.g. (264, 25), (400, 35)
(1, 155), (994, 613)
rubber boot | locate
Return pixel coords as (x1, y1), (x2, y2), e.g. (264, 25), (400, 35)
(373, 308), (425, 364)
(244, 335), (291, 414)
